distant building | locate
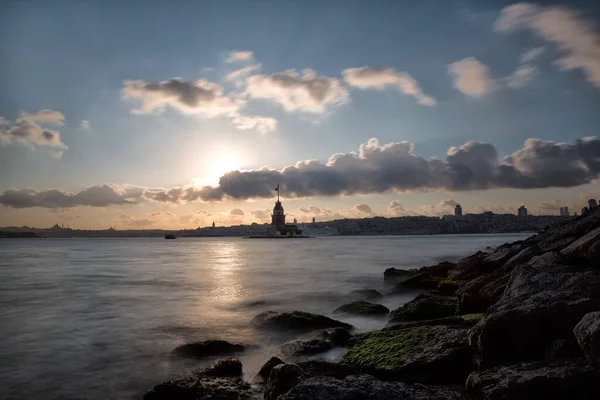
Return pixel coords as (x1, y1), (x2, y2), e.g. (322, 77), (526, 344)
(212, 221), (216, 228)
(293, 218), (297, 224)
(312, 217), (316, 225)
(454, 204), (463, 217)
(560, 207), (570, 216)
(588, 199), (598, 209)
(518, 205), (528, 217)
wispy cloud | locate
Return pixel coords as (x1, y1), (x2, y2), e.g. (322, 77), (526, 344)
(226, 50), (254, 63)
(448, 57), (494, 98)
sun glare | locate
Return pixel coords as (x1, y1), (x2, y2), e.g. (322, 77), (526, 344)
(208, 154), (244, 183)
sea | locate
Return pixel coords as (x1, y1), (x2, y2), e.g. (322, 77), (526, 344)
(0, 233), (531, 399)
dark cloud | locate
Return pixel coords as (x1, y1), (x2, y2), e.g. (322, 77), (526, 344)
(0, 110), (67, 151)
(230, 208), (245, 216)
(354, 203), (373, 214)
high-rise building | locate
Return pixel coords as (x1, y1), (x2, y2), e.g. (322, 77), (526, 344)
(559, 207), (564, 216)
(312, 217), (316, 224)
(518, 205), (528, 217)
(454, 204), (463, 217)
(564, 207), (569, 216)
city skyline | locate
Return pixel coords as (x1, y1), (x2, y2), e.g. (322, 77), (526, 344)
(2, 0), (600, 229)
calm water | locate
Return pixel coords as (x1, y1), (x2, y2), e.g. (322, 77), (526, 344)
(0, 234), (530, 399)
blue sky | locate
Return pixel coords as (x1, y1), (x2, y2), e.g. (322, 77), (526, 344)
(1, 0), (600, 229)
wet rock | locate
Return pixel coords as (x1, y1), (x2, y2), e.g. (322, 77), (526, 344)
(435, 279), (462, 295)
(469, 258), (600, 368)
(389, 293), (457, 322)
(350, 289), (383, 300)
(144, 358), (251, 400)
(448, 251), (489, 281)
(279, 374), (465, 400)
(384, 314), (483, 331)
(295, 360), (360, 380)
(574, 311), (600, 365)
(383, 267), (418, 278)
(265, 363), (304, 400)
(251, 311), (352, 331)
(396, 272), (440, 290)
(203, 358), (243, 377)
(419, 261), (457, 278)
(333, 300), (389, 316)
(341, 325), (473, 384)
(173, 339), (246, 359)
(280, 328), (352, 358)
(456, 269), (510, 314)
(466, 358), (600, 400)
(257, 356), (285, 380)
(561, 226), (600, 265)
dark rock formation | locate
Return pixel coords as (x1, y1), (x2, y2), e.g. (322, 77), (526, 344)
(466, 358), (600, 400)
(435, 279), (462, 295)
(456, 269), (509, 314)
(341, 325), (472, 384)
(279, 374), (465, 400)
(144, 358), (251, 400)
(574, 311), (600, 365)
(257, 356), (285, 381)
(350, 289), (383, 300)
(295, 360), (360, 380)
(396, 272), (440, 290)
(251, 311), (352, 331)
(172, 340), (246, 359)
(420, 261), (457, 278)
(390, 293), (457, 322)
(265, 363), (304, 400)
(383, 267), (418, 278)
(333, 300), (389, 316)
(280, 327), (352, 358)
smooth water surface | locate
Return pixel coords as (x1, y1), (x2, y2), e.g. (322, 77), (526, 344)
(0, 234), (530, 399)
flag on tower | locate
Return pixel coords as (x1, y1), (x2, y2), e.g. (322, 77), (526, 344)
(275, 183), (279, 191)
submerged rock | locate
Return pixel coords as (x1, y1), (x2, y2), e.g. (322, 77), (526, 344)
(466, 358), (600, 400)
(144, 358), (251, 400)
(341, 325), (472, 384)
(333, 300), (389, 316)
(279, 374), (465, 400)
(251, 311), (352, 331)
(280, 327), (352, 358)
(574, 311), (600, 365)
(172, 340), (246, 359)
(350, 289), (383, 300)
(389, 293), (457, 322)
(383, 267), (418, 278)
(257, 356), (285, 381)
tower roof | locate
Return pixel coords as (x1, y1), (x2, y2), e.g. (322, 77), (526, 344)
(273, 200), (284, 211)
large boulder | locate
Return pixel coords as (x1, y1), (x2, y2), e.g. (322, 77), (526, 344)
(469, 253), (600, 368)
(466, 358), (600, 400)
(390, 293), (457, 322)
(561, 226), (600, 265)
(396, 272), (440, 290)
(257, 356), (285, 381)
(333, 300), (389, 316)
(265, 363), (304, 400)
(279, 374), (465, 400)
(574, 311), (600, 365)
(251, 311), (352, 331)
(144, 358), (251, 400)
(279, 328), (351, 358)
(448, 251), (490, 281)
(456, 269), (510, 314)
(341, 325), (473, 384)
(435, 279), (462, 295)
(172, 340), (246, 359)
(419, 261), (457, 278)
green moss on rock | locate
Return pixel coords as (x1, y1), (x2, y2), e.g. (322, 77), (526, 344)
(390, 293), (458, 322)
(251, 310), (352, 331)
(457, 313), (484, 323)
(436, 279), (462, 295)
(333, 301), (389, 316)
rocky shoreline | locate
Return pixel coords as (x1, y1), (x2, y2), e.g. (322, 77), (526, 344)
(144, 209), (600, 399)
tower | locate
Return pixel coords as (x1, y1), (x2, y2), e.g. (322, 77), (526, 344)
(212, 221), (216, 228)
(454, 204), (462, 217)
(271, 183), (286, 228)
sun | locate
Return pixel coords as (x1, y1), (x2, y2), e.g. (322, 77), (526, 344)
(208, 154), (244, 183)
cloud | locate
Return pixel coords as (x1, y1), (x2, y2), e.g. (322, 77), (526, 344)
(229, 112), (277, 134)
(421, 199), (458, 216)
(244, 68), (350, 113)
(226, 50), (254, 63)
(196, 210), (212, 217)
(496, 3), (600, 88)
(343, 66), (436, 106)
(230, 208), (245, 216)
(80, 120), (90, 130)
(0, 109), (67, 151)
(6, 137), (600, 209)
(251, 208), (271, 222)
(388, 200), (406, 216)
(505, 64), (539, 89)
(225, 64), (262, 82)
(122, 78), (238, 116)
(354, 203), (373, 214)
(0, 184), (143, 208)
(448, 57), (494, 98)
(520, 46), (546, 63)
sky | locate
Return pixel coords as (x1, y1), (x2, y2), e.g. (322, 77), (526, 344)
(1, 0), (600, 229)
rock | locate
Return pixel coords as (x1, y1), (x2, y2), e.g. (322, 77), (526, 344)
(295, 360), (360, 380)
(350, 289), (383, 300)
(456, 269), (510, 314)
(419, 261), (457, 278)
(279, 374), (465, 400)
(172, 340), (246, 359)
(469, 257), (600, 368)
(251, 311), (352, 331)
(396, 272), (440, 290)
(333, 300), (389, 316)
(503, 245), (539, 270)
(574, 311), (600, 365)
(384, 314), (483, 331)
(265, 363), (304, 400)
(257, 356), (285, 380)
(203, 358), (243, 377)
(448, 251), (489, 281)
(280, 328), (352, 358)
(383, 267), (418, 278)
(144, 358), (251, 400)
(561, 226), (600, 265)
(435, 279), (462, 295)
(466, 358), (600, 400)
(389, 293), (457, 322)
(341, 325), (473, 384)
